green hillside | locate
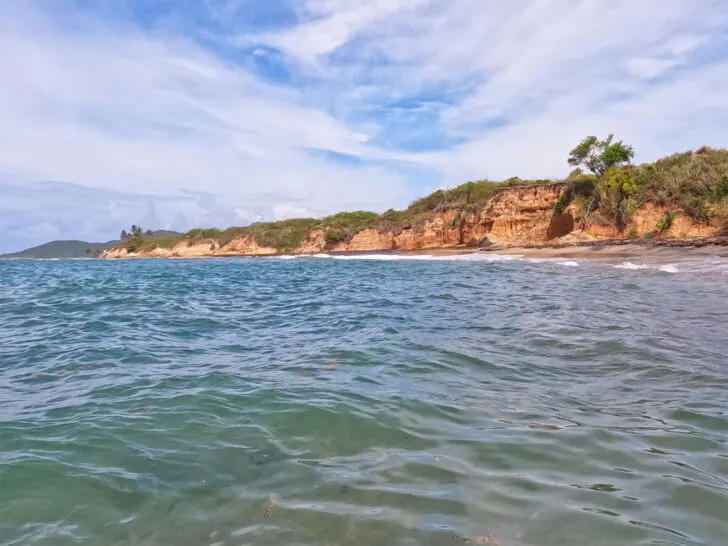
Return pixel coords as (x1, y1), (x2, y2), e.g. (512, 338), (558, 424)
(0, 231), (181, 259)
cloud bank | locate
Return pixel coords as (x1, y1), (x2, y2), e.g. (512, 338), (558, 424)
(1, 0), (727, 252)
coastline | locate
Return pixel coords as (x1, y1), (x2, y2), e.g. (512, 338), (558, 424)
(90, 235), (728, 262)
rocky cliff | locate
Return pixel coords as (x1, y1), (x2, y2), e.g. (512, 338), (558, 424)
(103, 183), (724, 259)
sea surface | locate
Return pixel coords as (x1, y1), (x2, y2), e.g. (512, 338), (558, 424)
(1, 255), (727, 546)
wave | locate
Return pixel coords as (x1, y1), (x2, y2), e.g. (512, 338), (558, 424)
(270, 253), (728, 275)
(615, 262), (680, 273)
(278, 253), (524, 262)
(615, 262), (649, 270)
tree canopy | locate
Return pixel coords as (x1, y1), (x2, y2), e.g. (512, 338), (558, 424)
(568, 134), (634, 176)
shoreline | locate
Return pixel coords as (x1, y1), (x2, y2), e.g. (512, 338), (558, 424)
(9, 236), (726, 262)
(477, 235), (728, 260)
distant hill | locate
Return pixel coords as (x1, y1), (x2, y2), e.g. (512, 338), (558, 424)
(0, 231), (182, 259)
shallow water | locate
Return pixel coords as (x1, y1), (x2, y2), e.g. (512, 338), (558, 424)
(0, 256), (727, 546)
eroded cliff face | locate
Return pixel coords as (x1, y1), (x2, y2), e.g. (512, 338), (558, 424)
(395, 209), (461, 250)
(296, 229), (327, 254)
(217, 236), (277, 256)
(346, 229), (396, 251)
(104, 247), (129, 259)
(473, 184), (570, 243)
(103, 183), (724, 259)
(578, 204), (723, 240)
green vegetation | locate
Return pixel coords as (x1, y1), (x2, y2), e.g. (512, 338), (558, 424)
(553, 168), (598, 217)
(568, 134), (634, 177)
(644, 210), (680, 239)
(186, 228), (223, 239)
(558, 138), (728, 230)
(318, 211), (379, 244)
(218, 218), (320, 251)
(119, 227), (185, 252)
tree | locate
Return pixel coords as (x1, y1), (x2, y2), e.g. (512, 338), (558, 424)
(602, 166), (640, 229)
(120, 225), (149, 241)
(568, 134), (634, 176)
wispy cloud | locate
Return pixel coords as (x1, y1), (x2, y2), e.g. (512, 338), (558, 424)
(1, 0), (727, 252)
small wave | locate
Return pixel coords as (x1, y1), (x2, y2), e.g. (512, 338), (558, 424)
(614, 262), (680, 273)
(615, 262), (649, 270)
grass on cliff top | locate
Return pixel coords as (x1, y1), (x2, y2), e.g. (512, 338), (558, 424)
(640, 147), (728, 223)
(120, 234), (182, 253)
(219, 218), (320, 251)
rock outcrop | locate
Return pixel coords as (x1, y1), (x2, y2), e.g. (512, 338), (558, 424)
(346, 229), (396, 251)
(170, 239), (219, 257)
(395, 209), (461, 249)
(104, 247), (130, 259)
(476, 183), (567, 243)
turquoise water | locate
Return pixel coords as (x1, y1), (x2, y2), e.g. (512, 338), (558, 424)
(1, 255), (727, 546)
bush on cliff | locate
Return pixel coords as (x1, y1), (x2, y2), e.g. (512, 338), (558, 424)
(319, 211), (379, 244)
(636, 147), (728, 223)
(554, 169), (598, 216)
(216, 218), (319, 251)
(561, 137), (728, 229)
(187, 228), (223, 239)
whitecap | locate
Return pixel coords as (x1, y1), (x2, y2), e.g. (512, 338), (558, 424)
(615, 262), (649, 270)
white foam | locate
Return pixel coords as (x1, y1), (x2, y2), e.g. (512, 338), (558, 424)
(271, 253), (728, 275)
(329, 253), (524, 262)
(615, 262), (649, 270)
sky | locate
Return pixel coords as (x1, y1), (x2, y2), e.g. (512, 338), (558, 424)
(1, 0), (728, 252)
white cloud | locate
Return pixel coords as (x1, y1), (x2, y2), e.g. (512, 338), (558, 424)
(1, 0), (728, 252)
(256, 0), (428, 61)
(0, 3), (414, 228)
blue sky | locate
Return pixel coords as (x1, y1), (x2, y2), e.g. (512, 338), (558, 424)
(2, 0), (728, 252)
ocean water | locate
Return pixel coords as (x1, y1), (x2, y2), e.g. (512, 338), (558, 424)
(1, 255), (727, 546)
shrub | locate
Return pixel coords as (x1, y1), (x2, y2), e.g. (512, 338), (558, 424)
(219, 219), (320, 251)
(637, 147), (728, 221)
(186, 228), (223, 239)
(554, 174), (597, 215)
(553, 191), (571, 215)
(644, 210), (680, 240)
(318, 211), (379, 244)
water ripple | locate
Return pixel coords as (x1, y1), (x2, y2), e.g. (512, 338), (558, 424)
(0, 257), (727, 546)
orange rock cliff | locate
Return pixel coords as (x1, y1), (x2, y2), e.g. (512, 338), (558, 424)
(103, 183), (723, 258)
